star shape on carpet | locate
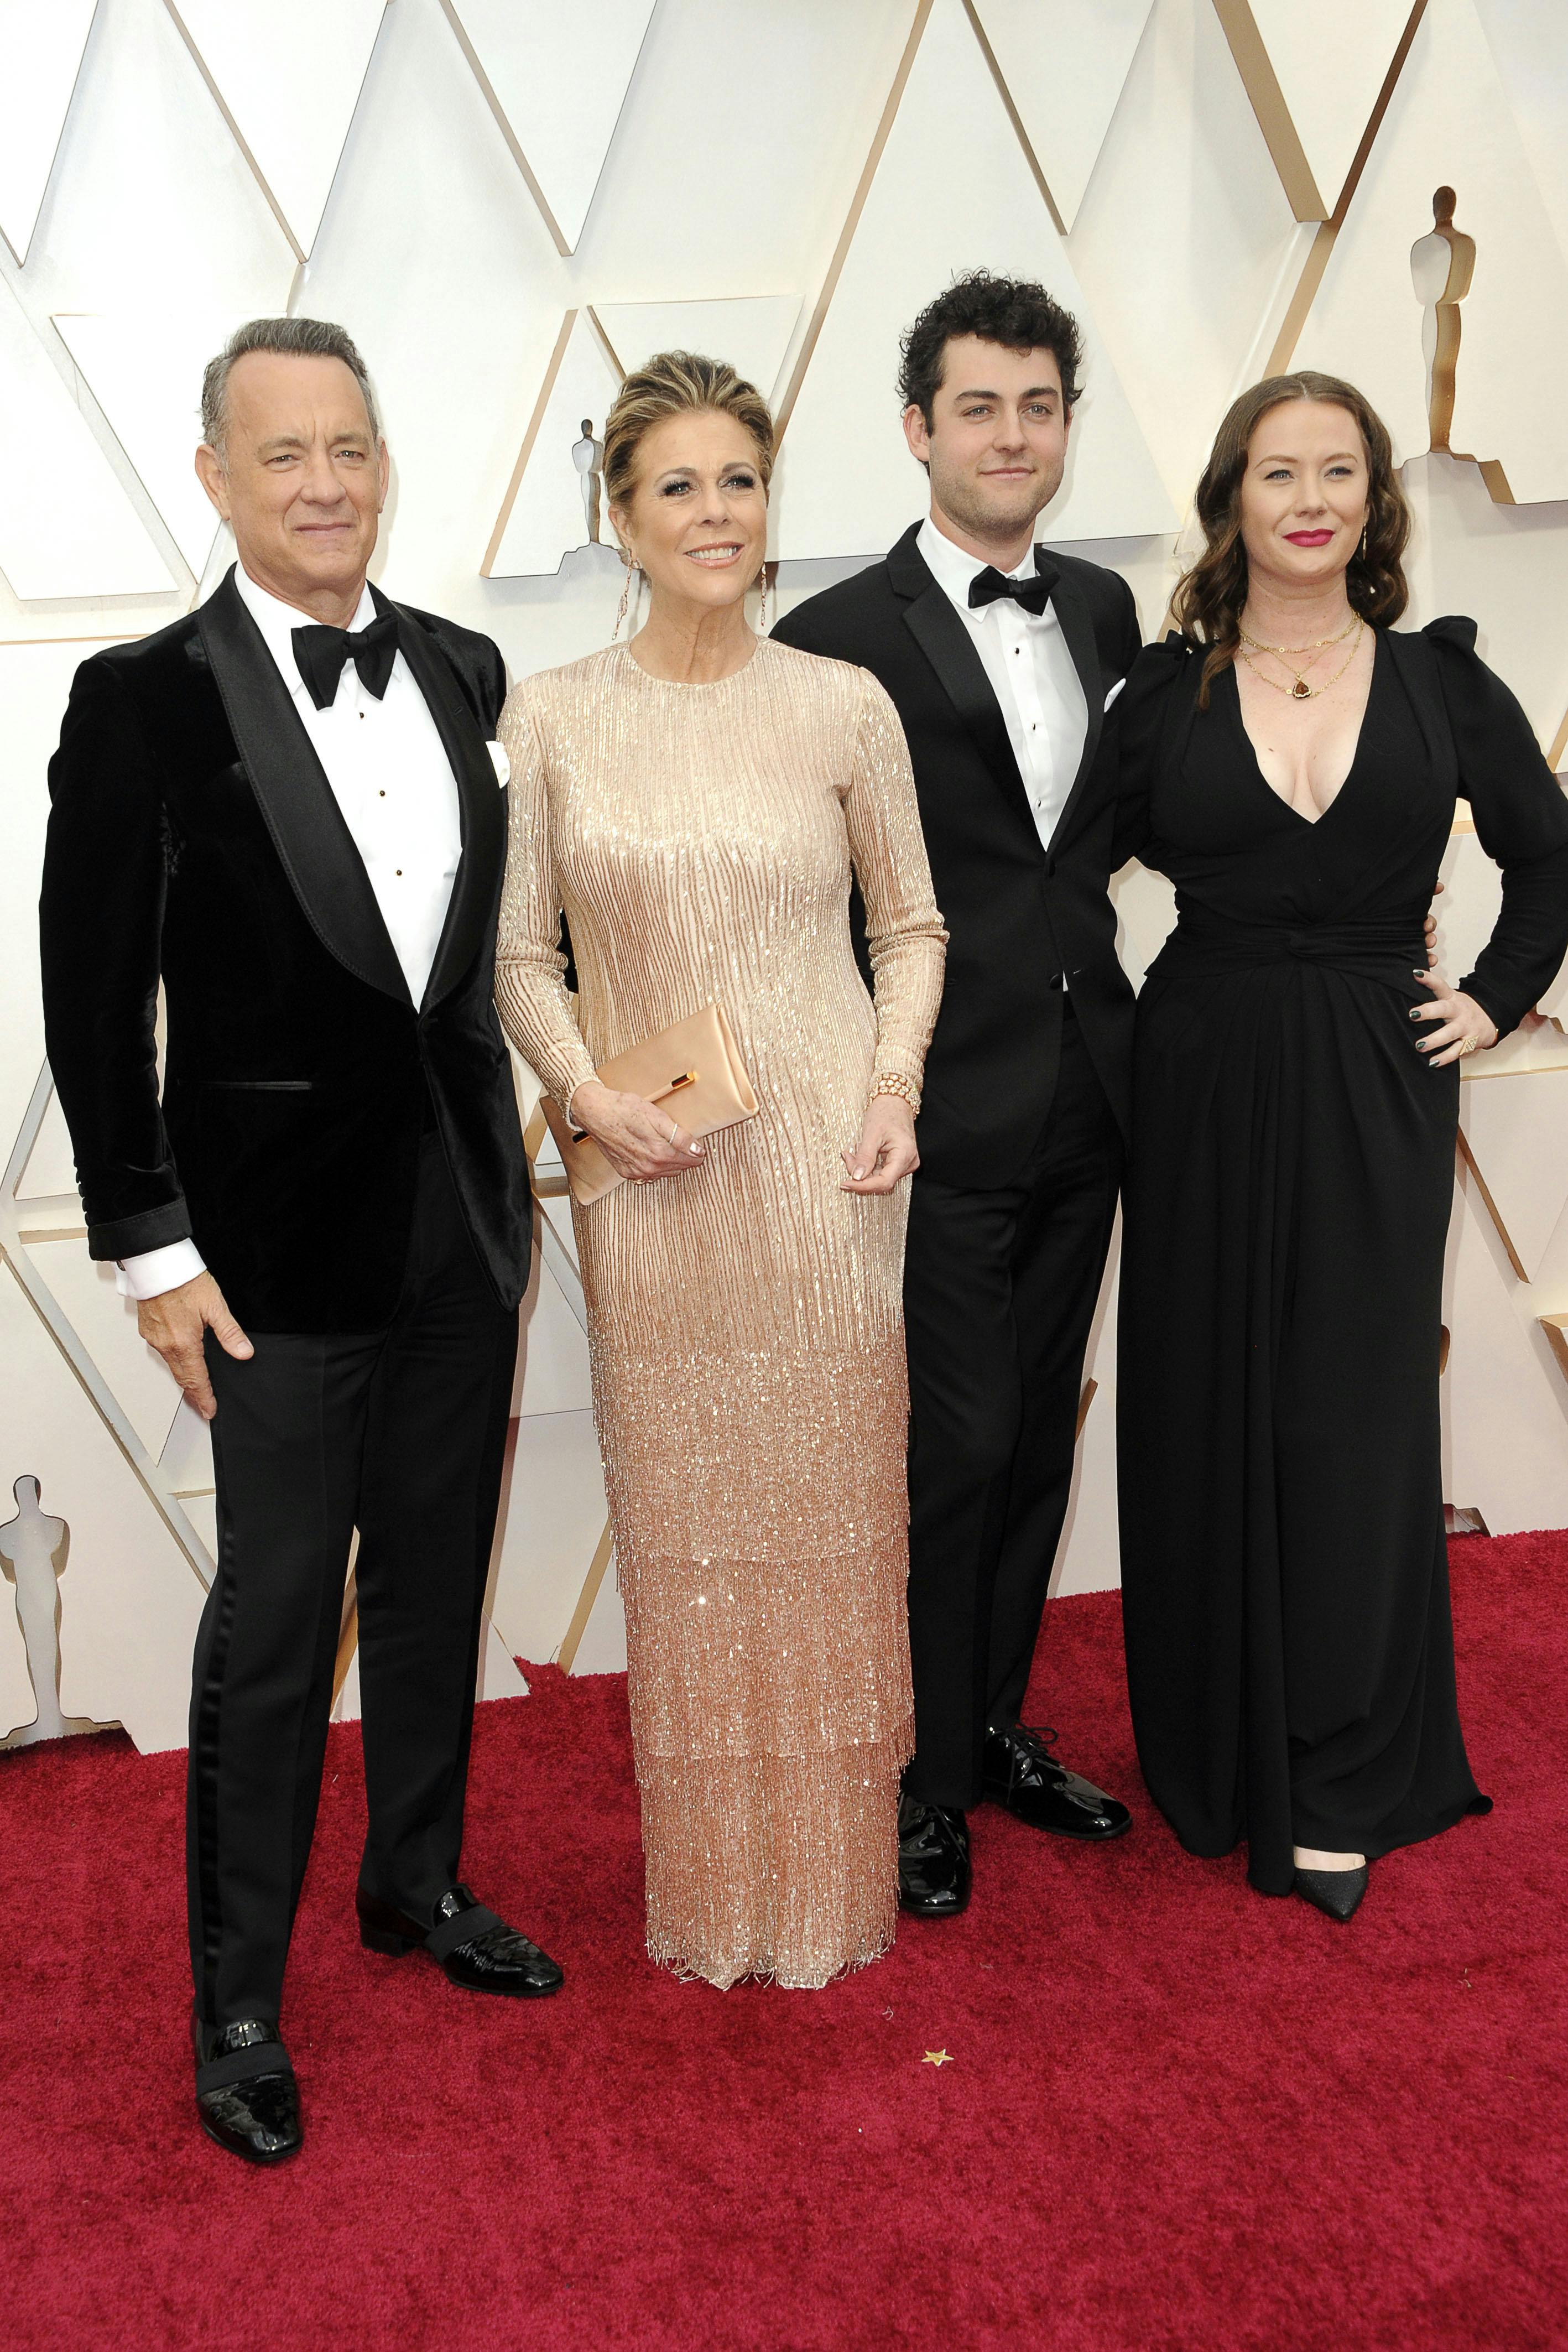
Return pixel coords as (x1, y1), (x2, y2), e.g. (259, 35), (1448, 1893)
(923, 2049), (954, 2068)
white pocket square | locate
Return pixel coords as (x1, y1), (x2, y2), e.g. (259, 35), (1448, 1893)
(485, 738), (510, 787)
(1104, 678), (1127, 713)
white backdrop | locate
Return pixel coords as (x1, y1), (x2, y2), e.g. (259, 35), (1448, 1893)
(3, 0), (1567, 1752)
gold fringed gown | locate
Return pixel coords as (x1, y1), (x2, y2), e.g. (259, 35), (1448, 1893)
(496, 641), (945, 1989)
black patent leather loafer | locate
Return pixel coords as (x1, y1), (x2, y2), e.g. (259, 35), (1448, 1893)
(1294, 1863), (1369, 1921)
(357, 1882), (564, 1996)
(193, 2017), (302, 2165)
(898, 1796), (971, 1919)
(983, 1723), (1132, 1840)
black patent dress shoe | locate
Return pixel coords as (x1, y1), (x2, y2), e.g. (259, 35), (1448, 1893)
(192, 2016), (302, 2166)
(1294, 1863), (1369, 1922)
(357, 1882), (565, 1996)
(898, 1795), (972, 1918)
(983, 1722), (1132, 1840)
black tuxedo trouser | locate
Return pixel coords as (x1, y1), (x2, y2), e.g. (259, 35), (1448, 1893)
(902, 1009), (1123, 1811)
(187, 1132), (518, 2027)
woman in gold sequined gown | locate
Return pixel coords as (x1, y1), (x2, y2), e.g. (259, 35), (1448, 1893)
(494, 355), (946, 1989)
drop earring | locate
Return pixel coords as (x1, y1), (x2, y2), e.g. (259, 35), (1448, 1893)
(756, 560), (770, 635)
(613, 554), (634, 641)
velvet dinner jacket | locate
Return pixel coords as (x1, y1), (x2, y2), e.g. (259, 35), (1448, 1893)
(771, 523), (1143, 1185)
(40, 566), (532, 1333)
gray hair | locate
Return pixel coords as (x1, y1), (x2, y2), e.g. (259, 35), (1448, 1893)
(200, 316), (382, 459)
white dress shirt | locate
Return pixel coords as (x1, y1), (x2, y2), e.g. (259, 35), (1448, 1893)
(916, 516), (1090, 850)
(117, 564), (465, 1300)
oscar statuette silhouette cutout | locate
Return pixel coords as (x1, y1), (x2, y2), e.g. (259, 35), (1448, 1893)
(0, 1476), (115, 1746)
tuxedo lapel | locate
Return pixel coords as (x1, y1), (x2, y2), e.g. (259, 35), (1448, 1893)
(196, 569), (409, 1004)
(888, 527), (1037, 838)
(1041, 565), (1107, 852)
(392, 603), (506, 1011)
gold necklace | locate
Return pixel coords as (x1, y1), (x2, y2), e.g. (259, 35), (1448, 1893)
(1238, 617), (1364, 701)
(1237, 612), (1359, 658)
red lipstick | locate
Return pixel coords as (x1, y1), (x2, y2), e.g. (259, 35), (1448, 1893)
(1285, 529), (1335, 547)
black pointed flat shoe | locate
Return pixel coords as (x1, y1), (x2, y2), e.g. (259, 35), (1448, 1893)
(1293, 1864), (1369, 1921)
(983, 1722), (1132, 1840)
(357, 1882), (565, 1996)
(193, 2017), (302, 2165)
(897, 1796), (971, 1918)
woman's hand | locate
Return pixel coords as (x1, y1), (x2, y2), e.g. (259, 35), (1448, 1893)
(841, 1096), (919, 1194)
(568, 1080), (705, 1182)
(1410, 969), (1498, 1068)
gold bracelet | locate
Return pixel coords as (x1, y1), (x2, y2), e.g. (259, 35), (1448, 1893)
(869, 1072), (921, 1114)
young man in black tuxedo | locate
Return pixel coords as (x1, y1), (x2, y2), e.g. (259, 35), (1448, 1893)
(40, 319), (561, 2166)
(772, 273), (1140, 1917)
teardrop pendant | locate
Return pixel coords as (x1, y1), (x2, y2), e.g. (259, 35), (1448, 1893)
(1291, 679), (1312, 699)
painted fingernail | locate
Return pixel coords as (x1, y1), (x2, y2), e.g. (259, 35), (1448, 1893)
(852, 1167), (866, 1179)
(1409, 1007), (1422, 1019)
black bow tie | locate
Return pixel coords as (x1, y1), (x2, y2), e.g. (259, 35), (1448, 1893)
(290, 608), (399, 710)
(967, 553), (1059, 617)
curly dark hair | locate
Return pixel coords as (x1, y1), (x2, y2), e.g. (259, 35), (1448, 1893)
(1173, 371), (1410, 706)
(898, 270), (1084, 426)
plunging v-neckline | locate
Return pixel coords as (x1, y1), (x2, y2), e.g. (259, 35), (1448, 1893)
(1226, 633), (1379, 828)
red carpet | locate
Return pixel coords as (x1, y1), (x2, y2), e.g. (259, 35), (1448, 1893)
(2, 1531), (1565, 2352)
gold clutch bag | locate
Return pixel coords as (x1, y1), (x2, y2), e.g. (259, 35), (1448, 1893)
(539, 1001), (759, 1208)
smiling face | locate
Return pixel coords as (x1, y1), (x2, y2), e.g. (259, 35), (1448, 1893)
(903, 335), (1071, 554)
(610, 408), (768, 617)
(195, 350), (387, 616)
(1237, 399), (1369, 597)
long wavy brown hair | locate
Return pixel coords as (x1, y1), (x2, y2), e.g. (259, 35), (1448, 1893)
(1172, 371), (1411, 706)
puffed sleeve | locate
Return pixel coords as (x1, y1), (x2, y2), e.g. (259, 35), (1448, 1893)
(1111, 633), (1195, 872)
(843, 670), (947, 1110)
(1428, 618), (1568, 1036)
(493, 683), (600, 1115)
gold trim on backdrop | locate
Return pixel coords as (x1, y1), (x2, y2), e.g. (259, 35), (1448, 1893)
(1075, 1377), (1098, 1442)
(163, 1), (310, 262)
(774, 0), (935, 440)
(332, 1564), (360, 1708)
(1456, 1129), (1529, 1283)
(1540, 1314), (1568, 1387)
(482, 309), (622, 575)
(438, 0), (571, 257)
(1211, 1), (1327, 221)
(1260, 1), (1431, 375)
(481, 308), (578, 577)
(557, 1516), (614, 1675)
(962, 1), (1067, 235)
(1548, 705), (1568, 775)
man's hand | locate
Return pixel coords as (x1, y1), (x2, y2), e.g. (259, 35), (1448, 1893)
(1424, 878), (1445, 967)
(137, 1272), (253, 1420)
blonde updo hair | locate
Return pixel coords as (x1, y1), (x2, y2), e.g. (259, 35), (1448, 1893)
(602, 350), (775, 533)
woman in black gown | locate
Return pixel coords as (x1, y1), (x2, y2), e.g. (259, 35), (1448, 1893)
(1116, 372), (1568, 1918)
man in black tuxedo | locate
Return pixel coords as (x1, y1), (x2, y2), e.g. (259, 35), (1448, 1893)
(40, 318), (561, 2166)
(772, 273), (1139, 1916)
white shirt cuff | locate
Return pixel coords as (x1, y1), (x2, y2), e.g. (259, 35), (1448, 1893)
(116, 1239), (207, 1300)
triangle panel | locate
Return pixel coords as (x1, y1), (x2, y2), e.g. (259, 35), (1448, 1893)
(0, 0), (97, 262)
(1460, 1067), (1568, 1282)
(53, 313), (228, 577)
(1215, 0), (1418, 220)
(595, 298), (803, 405)
(0, 281), (174, 599)
(445, 0), (656, 255)
(486, 312), (622, 579)
(169, 0), (388, 256)
(1294, 0), (1568, 501)
(774, 0), (1176, 560)
(969, 0), (1153, 231)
